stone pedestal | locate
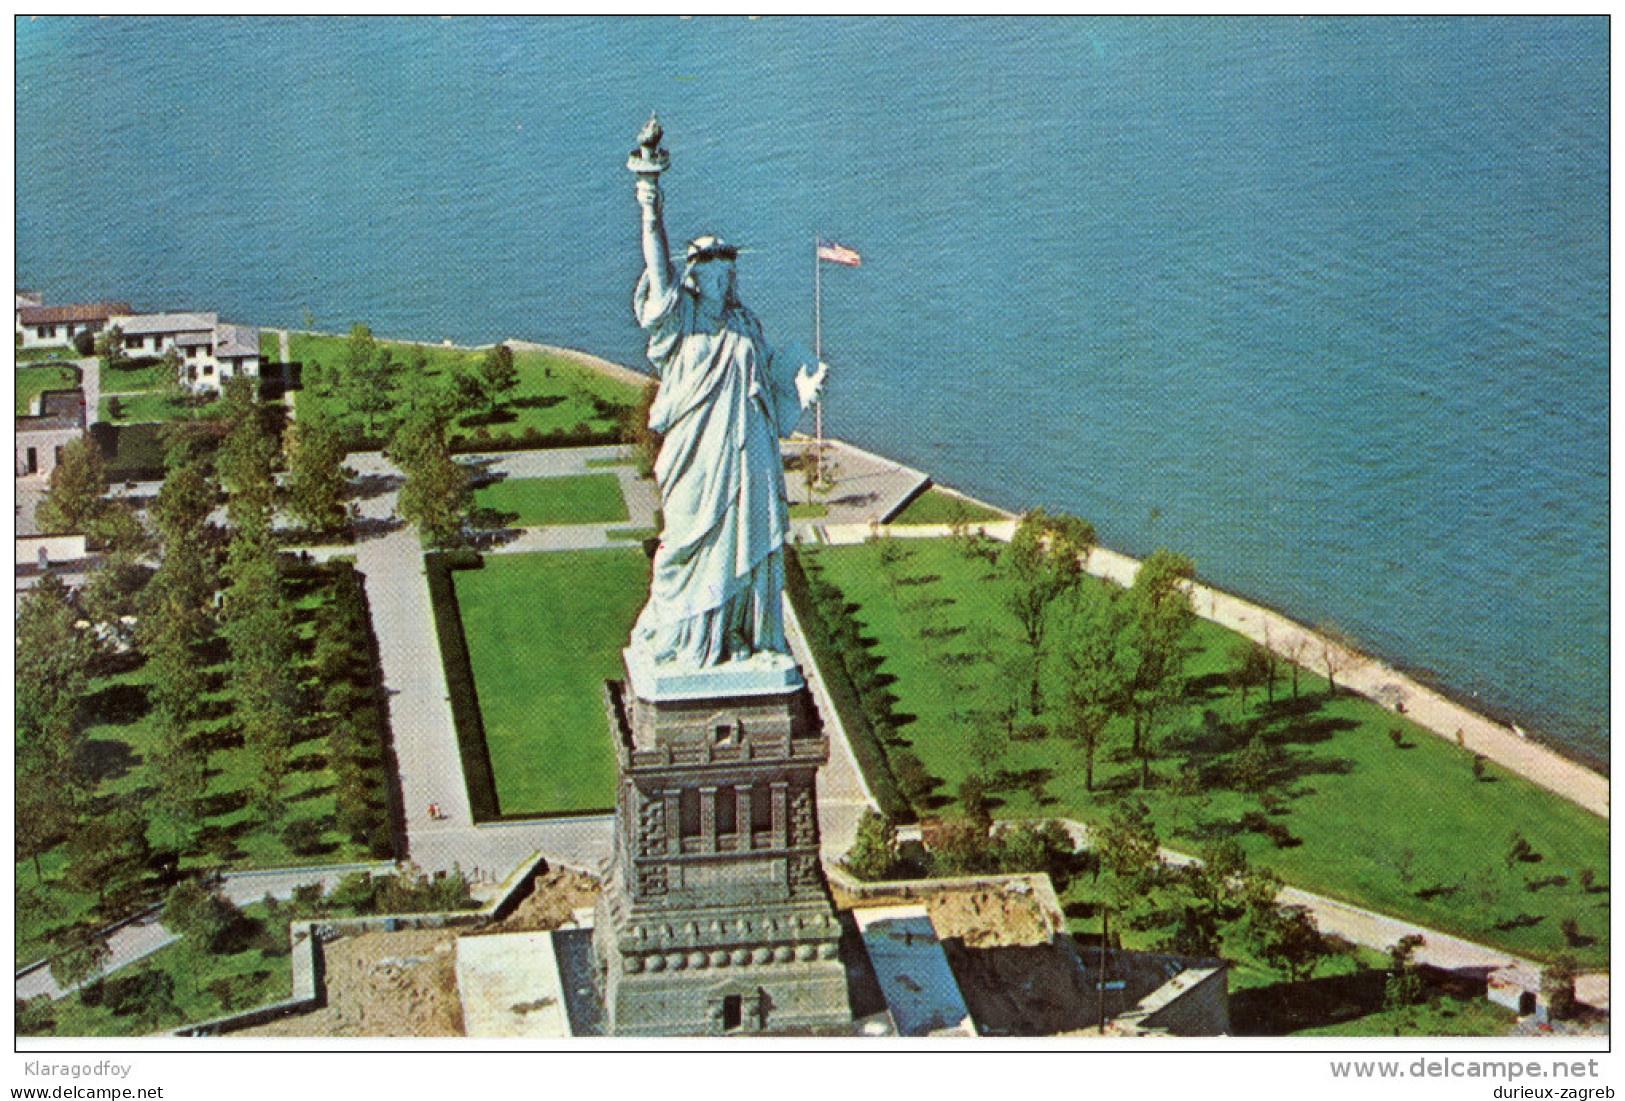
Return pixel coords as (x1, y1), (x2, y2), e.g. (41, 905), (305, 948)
(594, 652), (850, 1036)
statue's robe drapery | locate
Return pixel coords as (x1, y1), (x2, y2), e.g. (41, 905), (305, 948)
(630, 269), (807, 668)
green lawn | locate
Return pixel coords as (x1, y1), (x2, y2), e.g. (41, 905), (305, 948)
(18, 344), (76, 363)
(17, 364), (81, 414)
(290, 333), (641, 443)
(99, 357), (174, 394)
(260, 330), (282, 359)
(454, 549), (647, 816)
(1296, 995), (1517, 1037)
(99, 391), (192, 424)
(472, 474), (628, 527)
(800, 538), (1609, 967)
(889, 487), (1009, 525)
(789, 502), (829, 520)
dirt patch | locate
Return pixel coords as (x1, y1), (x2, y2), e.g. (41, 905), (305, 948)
(238, 869), (602, 1038)
(924, 887), (1052, 948)
(242, 929), (464, 1038)
(485, 868), (600, 934)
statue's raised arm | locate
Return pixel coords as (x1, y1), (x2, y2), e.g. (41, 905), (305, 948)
(629, 115), (673, 305)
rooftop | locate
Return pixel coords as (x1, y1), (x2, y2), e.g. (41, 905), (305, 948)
(214, 323), (260, 359)
(17, 388), (86, 432)
(112, 311), (217, 335)
(18, 301), (131, 325)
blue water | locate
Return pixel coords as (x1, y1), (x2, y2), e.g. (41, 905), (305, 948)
(16, 17), (1609, 764)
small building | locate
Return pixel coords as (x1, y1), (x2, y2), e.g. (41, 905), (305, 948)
(16, 301), (131, 350)
(107, 312), (261, 393)
(16, 389), (87, 479)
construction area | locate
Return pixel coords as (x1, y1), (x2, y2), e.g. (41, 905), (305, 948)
(235, 866), (1227, 1039)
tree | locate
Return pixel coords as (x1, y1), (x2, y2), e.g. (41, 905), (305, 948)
(999, 509), (1093, 714)
(966, 721), (1009, 784)
(64, 809), (152, 917)
(216, 376), (277, 526)
(1233, 733), (1277, 794)
(393, 410), (471, 548)
(284, 410), (350, 534)
(1060, 583), (1130, 791)
(220, 519), (299, 820)
(1228, 638), (1271, 715)
(85, 499), (151, 557)
(844, 811), (898, 880)
(474, 342), (519, 415)
(1275, 631), (1314, 701)
(72, 327), (96, 356)
(16, 735), (78, 880)
(95, 324), (124, 370)
(34, 434), (107, 534)
(160, 346), (187, 401)
(1252, 903), (1334, 982)
(338, 326), (400, 436)
(17, 574), (98, 741)
(80, 552), (152, 632)
(1122, 549), (1195, 788)
(149, 708), (208, 852)
(957, 774), (992, 832)
(47, 925), (110, 995)
(1315, 624), (1364, 697)
(1541, 953), (1579, 1020)
(1095, 799), (1161, 883)
(162, 879), (241, 953)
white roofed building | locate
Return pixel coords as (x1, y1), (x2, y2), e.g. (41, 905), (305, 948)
(107, 311), (261, 393)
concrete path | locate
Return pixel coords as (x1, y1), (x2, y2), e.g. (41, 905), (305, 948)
(333, 451), (625, 880)
(77, 356), (100, 428)
(15, 912), (177, 1002)
(785, 435), (932, 536)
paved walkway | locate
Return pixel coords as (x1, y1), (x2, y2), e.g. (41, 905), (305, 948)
(329, 451), (633, 880)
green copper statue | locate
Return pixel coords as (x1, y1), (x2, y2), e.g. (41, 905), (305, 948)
(626, 116), (828, 671)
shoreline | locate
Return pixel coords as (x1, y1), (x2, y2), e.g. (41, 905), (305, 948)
(268, 329), (1608, 817)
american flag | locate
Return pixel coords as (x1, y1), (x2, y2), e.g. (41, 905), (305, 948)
(816, 239), (862, 266)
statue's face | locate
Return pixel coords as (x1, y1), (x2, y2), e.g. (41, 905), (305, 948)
(689, 258), (736, 305)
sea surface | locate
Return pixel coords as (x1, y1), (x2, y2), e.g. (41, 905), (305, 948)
(15, 17), (1609, 764)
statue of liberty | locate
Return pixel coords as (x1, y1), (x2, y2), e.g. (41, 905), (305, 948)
(625, 118), (827, 672)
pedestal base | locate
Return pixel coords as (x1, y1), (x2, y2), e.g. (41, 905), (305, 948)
(594, 652), (851, 1036)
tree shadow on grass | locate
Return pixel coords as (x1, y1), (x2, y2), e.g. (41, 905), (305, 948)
(287, 783), (335, 804)
(82, 682), (149, 725)
(1491, 913), (1544, 932)
(1184, 672), (1230, 702)
(81, 738), (139, 783)
(196, 636), (231, 668)
(198, 790), (249, 819)
(510, 394), (567, 410)
(458, 409), (518, 428)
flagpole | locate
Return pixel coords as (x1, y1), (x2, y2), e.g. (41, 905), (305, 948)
(813, 235), (825, 486)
